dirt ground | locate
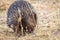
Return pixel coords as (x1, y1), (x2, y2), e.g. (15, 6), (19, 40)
(0, 0), (60, 40)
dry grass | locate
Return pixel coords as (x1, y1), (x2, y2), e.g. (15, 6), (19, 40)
(0, 0), (60, 40)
